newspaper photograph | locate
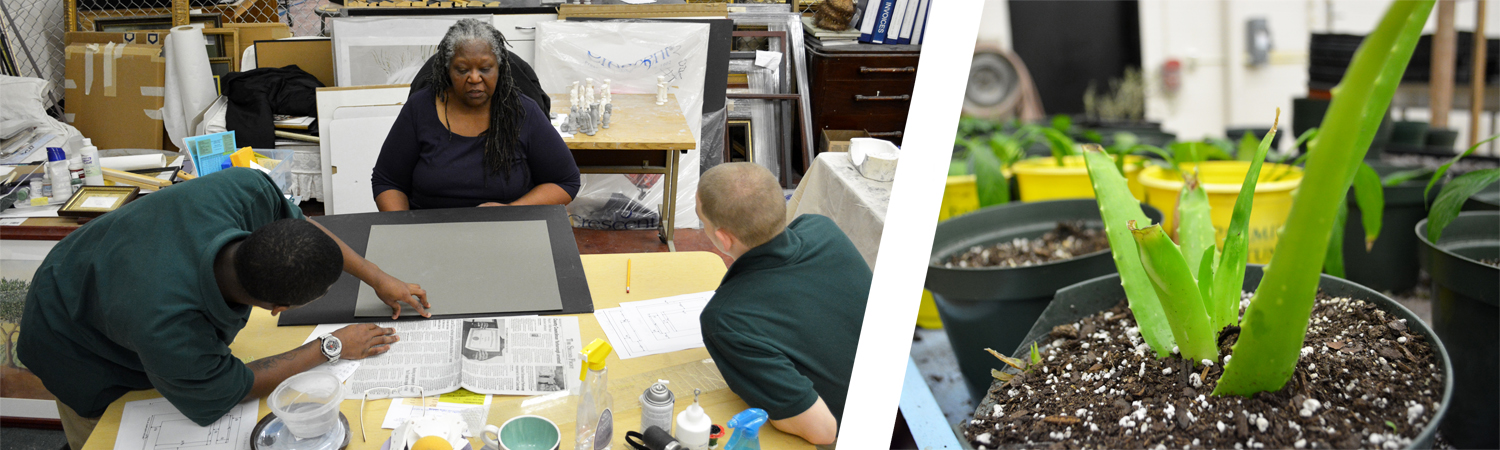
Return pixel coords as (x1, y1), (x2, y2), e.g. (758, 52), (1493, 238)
(460, 316), (582, 395)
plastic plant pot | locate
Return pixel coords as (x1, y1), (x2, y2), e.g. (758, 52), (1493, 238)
(1138, 161), (1303, 264)
(1341, 162), (1439, 293)
(976, 265), (1453, 450)
(1417, 211), (1498, 449)
(1424, 128), (1459, 150)
(925, 199), (1163, 402)
(1390, 121), (1430, 146)
(1011, 155), (1147, 202)
(1462, 181), (1498, 211)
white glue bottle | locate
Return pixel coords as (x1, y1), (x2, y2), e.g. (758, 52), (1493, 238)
(576, 339), (614, 450)
(640, 380), (675, 435)
(79, 139), (104, 186)
(674, 389), (711, 450)
(45, 148), (72, 201)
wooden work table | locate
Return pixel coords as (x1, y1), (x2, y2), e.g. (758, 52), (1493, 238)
(551, 93), (695, 252)
(80, 252), (813, 450)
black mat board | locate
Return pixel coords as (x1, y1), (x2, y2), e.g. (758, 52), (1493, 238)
(565, 17), (732, 115)
(277, 205), (592, 326)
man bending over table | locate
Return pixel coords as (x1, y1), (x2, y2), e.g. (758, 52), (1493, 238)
(19, 168), (431, 450)
(694, 162), (872, 446)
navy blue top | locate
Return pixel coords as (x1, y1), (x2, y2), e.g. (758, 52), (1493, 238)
(371, 88), (581, 209)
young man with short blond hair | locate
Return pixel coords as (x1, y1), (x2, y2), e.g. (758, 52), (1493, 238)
(695, 162), (871, 446)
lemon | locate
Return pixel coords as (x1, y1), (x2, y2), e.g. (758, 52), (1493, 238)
(410, 436), (453, 450)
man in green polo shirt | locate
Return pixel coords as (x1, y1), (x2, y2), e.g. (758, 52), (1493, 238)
(694, 163), (872, 446)
(18, 168), (432, 450)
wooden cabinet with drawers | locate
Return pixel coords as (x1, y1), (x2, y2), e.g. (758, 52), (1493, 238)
(805, 37), (921, 149)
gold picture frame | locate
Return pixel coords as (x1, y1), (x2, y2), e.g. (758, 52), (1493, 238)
(58, 186), (141, 219)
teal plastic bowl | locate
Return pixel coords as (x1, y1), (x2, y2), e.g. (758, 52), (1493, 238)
(499, 416), (560, 450)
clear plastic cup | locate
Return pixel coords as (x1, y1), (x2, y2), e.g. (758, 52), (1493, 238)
(268, 372), (344, 439)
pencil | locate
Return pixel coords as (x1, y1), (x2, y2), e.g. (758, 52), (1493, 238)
(626, 259), (632, 294)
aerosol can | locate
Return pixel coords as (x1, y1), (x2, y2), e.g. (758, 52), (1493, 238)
(640, 380), (674, 435)
(576, 339), (614, 450)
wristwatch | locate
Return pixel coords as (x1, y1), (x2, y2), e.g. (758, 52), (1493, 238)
(319, 333), (342, 363)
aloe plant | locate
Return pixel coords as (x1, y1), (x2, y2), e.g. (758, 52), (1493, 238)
(1083, 148), (1175, 357)
(1214, 0), (1433, 396)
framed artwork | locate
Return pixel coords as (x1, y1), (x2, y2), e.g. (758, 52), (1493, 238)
(58, 186), (140, 219)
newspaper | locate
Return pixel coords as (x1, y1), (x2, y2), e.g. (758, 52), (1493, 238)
(345, 316), (583, 396)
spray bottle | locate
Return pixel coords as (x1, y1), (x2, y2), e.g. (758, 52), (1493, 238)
(673, 389), (710, 450)
(722, 409), (766, 450)
(576, 339), (614, 450)
(639, 380), (674, 435)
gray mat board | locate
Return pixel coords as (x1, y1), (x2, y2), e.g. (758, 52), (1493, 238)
(353, 220), (563, 317)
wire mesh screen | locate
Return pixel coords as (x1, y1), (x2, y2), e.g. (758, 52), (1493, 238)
(0, 0), (334, 111)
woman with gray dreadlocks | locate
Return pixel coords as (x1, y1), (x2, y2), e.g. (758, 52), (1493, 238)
(372, 18), (580, 210)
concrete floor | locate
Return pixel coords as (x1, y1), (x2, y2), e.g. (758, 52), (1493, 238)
(907, 272), (1440, 437)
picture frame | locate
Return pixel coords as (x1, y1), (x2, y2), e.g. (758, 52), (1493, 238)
(58, 186), (141, 219)
(727, 119), (754, 163)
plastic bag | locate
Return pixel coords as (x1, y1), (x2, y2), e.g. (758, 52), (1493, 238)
(536, 21), (710, 229)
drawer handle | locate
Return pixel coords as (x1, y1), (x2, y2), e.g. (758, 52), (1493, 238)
(854, 94), (911, 102)
(859, 66), (916, 73)
(514, 26), (537, 31)
(869, 131), (904, 138)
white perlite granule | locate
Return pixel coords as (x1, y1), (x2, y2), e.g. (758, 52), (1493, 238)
(1300, 398), (1322, 417)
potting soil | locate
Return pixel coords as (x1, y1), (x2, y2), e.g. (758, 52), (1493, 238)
(963, 294), (1444, 450)
(942, 222), (1109, 268)
(1477, 258), (1498, 267)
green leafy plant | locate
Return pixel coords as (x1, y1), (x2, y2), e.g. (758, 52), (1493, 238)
(1078, 0), (1433, 400)
(1424, 136), (1500, 242)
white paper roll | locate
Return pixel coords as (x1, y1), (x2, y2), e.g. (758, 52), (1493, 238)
(100, 154), (166, 171)
(162, 25), (219, 152)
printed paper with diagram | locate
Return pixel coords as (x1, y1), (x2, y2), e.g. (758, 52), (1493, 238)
(113, 398), (257, 450)
(595, 291), (714, 359)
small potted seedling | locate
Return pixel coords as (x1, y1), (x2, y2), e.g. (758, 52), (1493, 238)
(1412, 145), (1500, 449)
(963, 2), (1452, 448)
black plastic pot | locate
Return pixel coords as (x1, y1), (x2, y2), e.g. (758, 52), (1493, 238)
(1342, 162), (1438, 293)
(926, 199), (1163, 402)
(1391, 121), (1430, 146)
(1291, 98), (1330, 151)
(978, 265), (1453, 450)
(1417, 211), (1498, 449)
(1424, 128), (1458, 151)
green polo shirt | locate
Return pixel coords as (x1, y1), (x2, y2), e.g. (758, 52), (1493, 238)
(18, 168), (303, 425)
(699, 214), (872, 423)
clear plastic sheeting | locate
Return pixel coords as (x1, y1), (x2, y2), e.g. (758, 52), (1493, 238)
(535, 21), (710, 230)
(727, 9), (814, 172)
(727, 58), (782, 180)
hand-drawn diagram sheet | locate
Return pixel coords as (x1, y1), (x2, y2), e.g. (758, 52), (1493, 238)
(594, 291), (714, 359)
(114, 398), (258, 450)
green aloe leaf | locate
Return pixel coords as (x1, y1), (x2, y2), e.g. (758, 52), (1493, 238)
(1423, 134), (1500, 208)
(1427, 168), (1500, 242)
(1325, 201), (1348, 277)
(1131, 221), (1219, 363)
(1352, 163), (1385, 251)
(1215, 0), (1433, 397)
(969, 141), (1010, 207)
(1177, 171), (1217, 280)
(1382, 168), (1433, 186)
(1210, 114), (1277, 333)
(1237, 132), (1260, 161)
(1197, 246), (1217, 314)
(1083, 148), (1175, 357)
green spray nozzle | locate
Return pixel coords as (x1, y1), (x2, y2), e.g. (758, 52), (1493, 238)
(578, 338), (612, 381)
(723, 408), (767, 450)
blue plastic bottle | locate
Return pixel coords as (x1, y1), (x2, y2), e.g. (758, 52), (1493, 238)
(722, 408), (767, 450)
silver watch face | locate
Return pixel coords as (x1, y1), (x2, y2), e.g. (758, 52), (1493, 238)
(323, 337), (341, 356)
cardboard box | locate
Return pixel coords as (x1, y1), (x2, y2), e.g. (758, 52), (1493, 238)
(64, 38), (168, 150)
(253, 39), (334, 88)
(223, 23), (290, 70)
(820, 129), (870, 153)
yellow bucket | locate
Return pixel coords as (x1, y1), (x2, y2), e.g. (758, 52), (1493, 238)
(1012, 155), (1147, 202)
(1138, 161), (1303, 264)
(917, 175), (987, 329)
